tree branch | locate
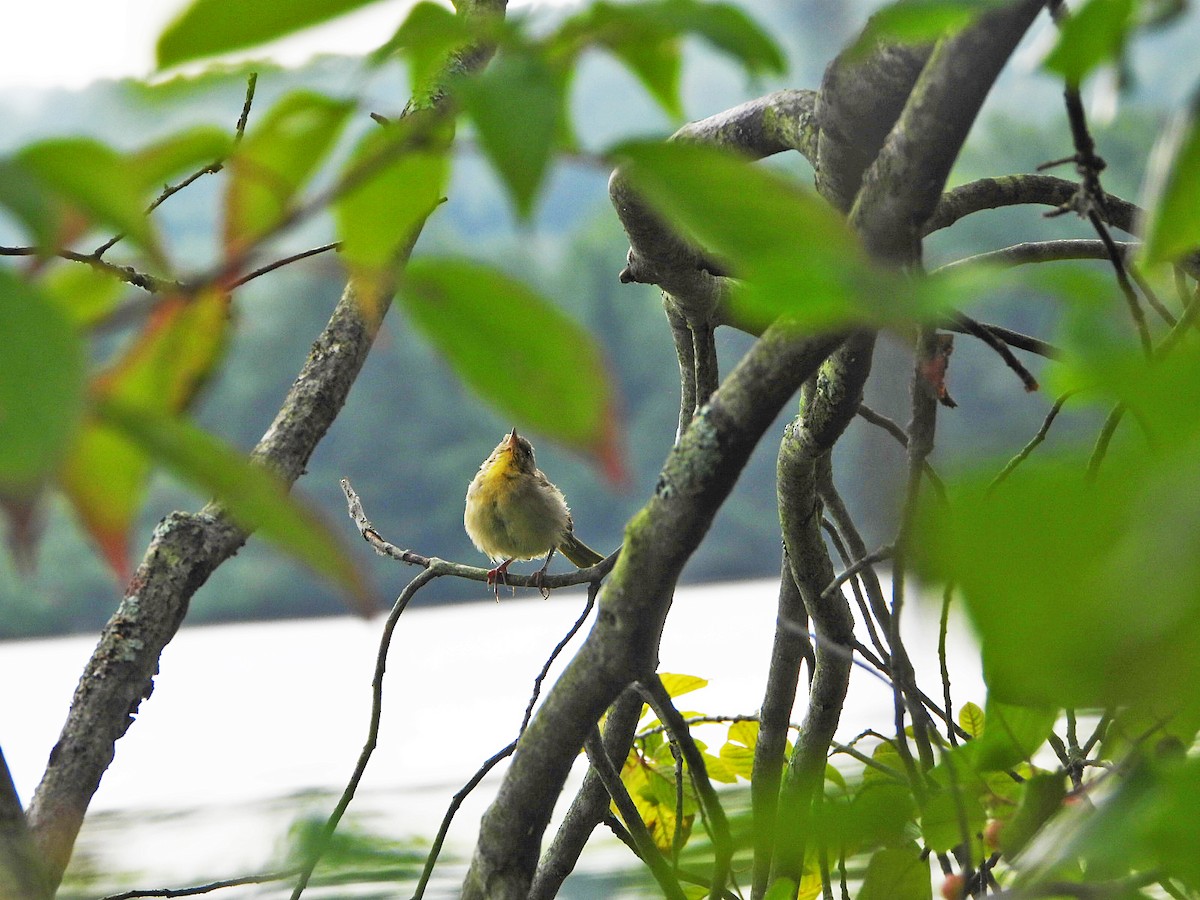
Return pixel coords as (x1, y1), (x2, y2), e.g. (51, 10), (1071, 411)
(462, 327), (847, 899)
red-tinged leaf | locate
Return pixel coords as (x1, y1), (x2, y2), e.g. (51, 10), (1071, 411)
(0, 269), (85, 501)
(98, 290), (232, 411)
(99, 398), (376, 615)
(399, 257), (626, 480)
(61, 422), (148, 584)
(224, 91), (353, 257)
(17, 138), (162, 259)
(64, 290), (231, 580)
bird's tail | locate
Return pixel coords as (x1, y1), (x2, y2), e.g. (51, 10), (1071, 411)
(558, 532), (604, 568)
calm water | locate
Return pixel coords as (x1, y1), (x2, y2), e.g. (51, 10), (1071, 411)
(0, 578), (984, 897)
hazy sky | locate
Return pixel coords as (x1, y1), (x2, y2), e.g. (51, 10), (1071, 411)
(0, 0), (435, 90)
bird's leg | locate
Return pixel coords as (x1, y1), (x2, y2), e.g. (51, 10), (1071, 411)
(488, 558), (515, 601)
(532, 547), (557, 599)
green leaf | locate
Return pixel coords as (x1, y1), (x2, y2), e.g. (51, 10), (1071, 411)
(1068, 756), (1200, 885)
(399, 258), (623, 473)
(334, 122), (449, 274)
(63, 290), (232, 580)
(61, 423), (149, 583)
(1043, 0), (1136, 83)
(613, 141), (947, 330)
(457, 51), (565, 218)
(762, 879), (796, 900)
(958, 700), (985, 739)
(132, 126), (233, 193)
(158, 0), (389, 67)
(17, 138), (161, 257)
(1140, 99), (1200, 265)
(859, 844), (932, 900)
(847, 783), (918, 851)
(553, 0), (781, 116)
(99, 398), (373, 613)
(848, 0), (1006, 57)
(0, 270), (85, 498)
(922, 783), (986, 853)
(0, 159), (64, 251)
(999, 771), (1066, 856)
(914, 419), (1200, 715)
(42, 262), (126, 328)
(224, 91), (354, 254)
(971, 700), (1057, 772)
(371, 2), (472, 97)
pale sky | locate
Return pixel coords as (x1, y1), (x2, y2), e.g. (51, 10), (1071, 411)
(0, 0), (440, 91)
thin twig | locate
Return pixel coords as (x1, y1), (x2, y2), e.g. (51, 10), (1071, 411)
(289, 567), (438, 900)
(411, 582), (600, 899)
(98, 869), (298, 899)
(821, 545), (894, 600)
(94, 73), (259, 260)
(939, 585), (957, 747)
(954, 314), (1040, 392)
(228, 242), (341, 289)
(989, 392), (1075, 490)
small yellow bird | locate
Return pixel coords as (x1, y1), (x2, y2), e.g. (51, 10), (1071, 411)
(465, 428), (604, 594)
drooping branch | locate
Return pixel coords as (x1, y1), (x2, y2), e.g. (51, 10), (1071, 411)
(21, 1), (510, 889)
(762, 334), (875, 894)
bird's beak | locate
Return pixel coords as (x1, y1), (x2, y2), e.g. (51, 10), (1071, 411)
(502, 427), (518, 450)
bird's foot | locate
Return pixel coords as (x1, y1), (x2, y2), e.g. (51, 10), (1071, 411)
(487, 559), (515, 601)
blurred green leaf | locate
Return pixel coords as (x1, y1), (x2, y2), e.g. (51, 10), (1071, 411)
(914, 415), (1200, 715)
(1140, 98), (1200, 265)
(457, 51), (565, 218)
(848, 782), (917, 851)
(849, 0), (1007, 57)
(1000, 771), (1066, 856)
(334, 122), (448, 275)
(132, 126), (233, 193)
(859, 844), (932, 900)
(922, 782), (986, 853)
(18, 138), (161, 257)
(60, 423), (148, 583)
(971, 700), (1057, 772)
(224, 91), (353, 254)
(0, 159), (64, 251)
(42, 262), (126, 327)
(62, 291), (231, 580)
(554, 0), (783, 116)
(372, 2), (473, 97)
(399, 257), (623, 475)
(763, 879), (797, 900)
(1032, 756), (1200, 889)
(158, 0), (388, 67)
(0, 270), (85, 499)
(99, 398), (373, 613)
(1043, 0), (1135, 83)
(614, 141), (949, 330)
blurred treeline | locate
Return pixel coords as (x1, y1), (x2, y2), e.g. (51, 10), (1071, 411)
(0, 0), (1191, 637)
